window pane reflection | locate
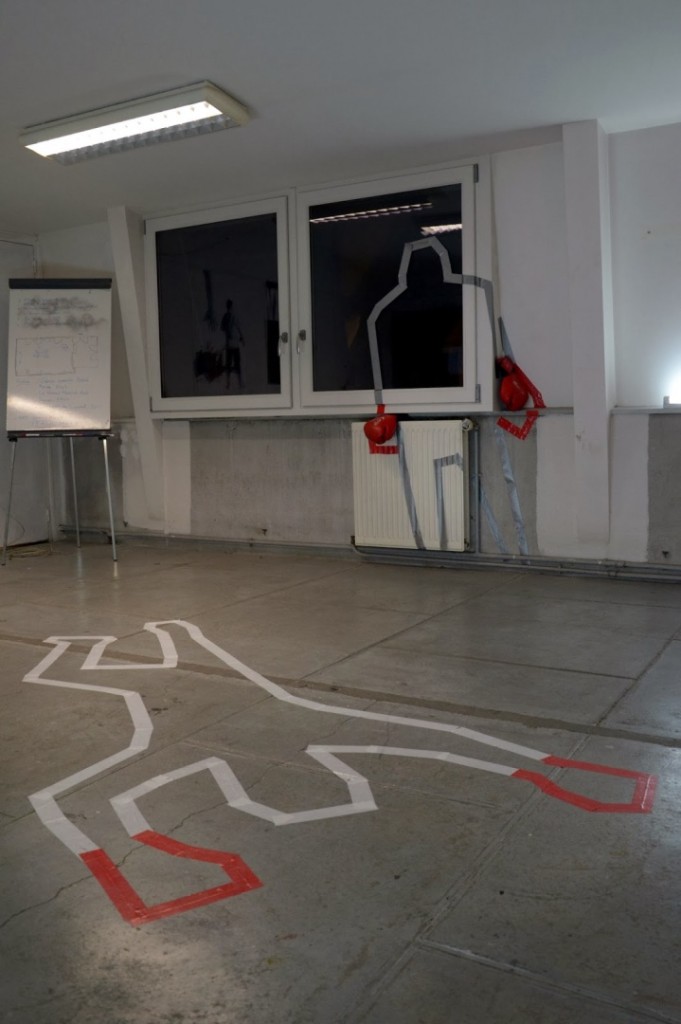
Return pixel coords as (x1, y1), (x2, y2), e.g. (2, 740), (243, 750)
(156, 214), (281, 398)
(309, 184), (463, 392)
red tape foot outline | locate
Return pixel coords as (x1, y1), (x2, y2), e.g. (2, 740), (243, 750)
(497, 408), (540, 440)
(513, 756), (658, 813)
(80, 830), (262, 926)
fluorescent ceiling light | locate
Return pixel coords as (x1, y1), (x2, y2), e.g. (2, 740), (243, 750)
(310, 202), (432, 225)
(21, 82), (249, 164)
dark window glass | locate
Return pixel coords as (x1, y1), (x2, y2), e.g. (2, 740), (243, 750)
(156, 214), (280, 398)
(309, 184), (463, 392)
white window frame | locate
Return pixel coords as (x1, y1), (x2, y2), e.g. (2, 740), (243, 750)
(146, 195), (292, 414)
(143, 158), (494, 419)
(296, 164), (479, 412)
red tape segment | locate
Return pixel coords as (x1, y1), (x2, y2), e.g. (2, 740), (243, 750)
(368, 440), (399, 455)
(497, 408), (540, 440)
(513, 756), (658, 813)
(81, 830), (262, 926)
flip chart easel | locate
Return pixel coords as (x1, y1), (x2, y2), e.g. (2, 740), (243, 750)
(2, 278), (117, 565)
(2, 430), (117, 565)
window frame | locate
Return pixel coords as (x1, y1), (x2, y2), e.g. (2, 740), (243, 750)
(295, 164), (478, 411)
(145, 195), (293, 414)
(144, 159), (494, 419)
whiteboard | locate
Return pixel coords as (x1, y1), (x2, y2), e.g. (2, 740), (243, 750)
(5, 279), (112, 433)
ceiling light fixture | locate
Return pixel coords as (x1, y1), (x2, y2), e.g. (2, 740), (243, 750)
(21, 82), (249, 164)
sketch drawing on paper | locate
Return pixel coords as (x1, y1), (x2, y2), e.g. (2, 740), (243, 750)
(15, 336), (101, 377)
(24, 620), (658, 926)
(17, 294), (106, 332)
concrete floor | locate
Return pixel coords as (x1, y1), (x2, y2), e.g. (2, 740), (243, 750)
(1, 540), (680, 1024)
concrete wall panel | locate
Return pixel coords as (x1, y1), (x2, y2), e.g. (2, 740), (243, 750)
(190, 418), (354, 547)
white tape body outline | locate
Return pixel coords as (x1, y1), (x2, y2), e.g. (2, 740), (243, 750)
(25, 619), (549, 856)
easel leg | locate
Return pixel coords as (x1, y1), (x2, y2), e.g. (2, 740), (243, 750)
(101, 436), (118, 562)
(69, 437), (81, 548)
(1, 438), (18, 567)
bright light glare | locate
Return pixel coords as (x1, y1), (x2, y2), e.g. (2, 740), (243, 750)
(310, 202), (432, 225)
(26, 101), (222, 157)
(7, 394), (99, 429)
(664, 374), (681, 405)
(420, 223), (462, 235)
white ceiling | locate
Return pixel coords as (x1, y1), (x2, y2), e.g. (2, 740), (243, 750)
(1, 0), (681, 237)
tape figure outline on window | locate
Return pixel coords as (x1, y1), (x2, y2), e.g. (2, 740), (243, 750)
(25, 620), (657, 926)
(363, 237), (539, 555)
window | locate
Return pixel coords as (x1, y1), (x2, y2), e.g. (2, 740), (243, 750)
(147, 197), (291, 413)
(146, 162), (487, 417)
(297, 165), (479, 409)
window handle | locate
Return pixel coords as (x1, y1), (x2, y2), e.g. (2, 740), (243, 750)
(296, 329), (307, 354)
(277, 331), (288, 357)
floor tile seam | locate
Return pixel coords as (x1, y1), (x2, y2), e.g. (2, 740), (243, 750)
(19, 641), (678, 750)
(13, 711), (671, 843)
(371, 641), (639, 680)
(0, 632), (66, 652)
(598, 634), (681, 728)
(13, 715), (349, 802)
(415, 940), (680, 1024)
(201, 668), (615, 741)
(348, 764), (588, 1024)
(486, 591), (681, 614)
(396, 603), (681, 639)
(347, 942), (424, 1023)
(194, 563), (360, 608)
(277, 680), (681, 748)
(1, 563), (356, 614)
(9, 632), (630, 710)
(439, 582), (681, 613)
(0, 624), (149, 648)
(2, 715), (674, 840)
(110, 559), (354, 590)
(327, 574), (534, 618)
(3, 697), (273, 808)
(0, 808), (36, 832)
(285, 601), (496, 683)
(409, 733), (590, 935)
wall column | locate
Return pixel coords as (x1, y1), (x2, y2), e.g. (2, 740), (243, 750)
(563, 120), (615, 545)
(108, 205), (164, 522)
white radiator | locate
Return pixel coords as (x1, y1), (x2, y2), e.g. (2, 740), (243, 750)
(352, 420), (469, 551)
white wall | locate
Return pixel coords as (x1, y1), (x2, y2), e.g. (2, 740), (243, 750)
(492, 143), (573, 407)
(610, 121), (681, 407)
(38, 222), (134, 420)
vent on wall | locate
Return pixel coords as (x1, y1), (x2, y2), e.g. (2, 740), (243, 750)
(352, 420), (469, 551)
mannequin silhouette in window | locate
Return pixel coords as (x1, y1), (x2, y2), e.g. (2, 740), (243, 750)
(221, 299), (244, 388)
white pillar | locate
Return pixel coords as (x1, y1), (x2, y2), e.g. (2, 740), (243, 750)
(563, 120), (615, 545)
(107, 206), (164, 522)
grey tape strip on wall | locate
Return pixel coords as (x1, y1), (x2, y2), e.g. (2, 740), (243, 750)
(493, 424), (529, 556)
(479, 484), (510, 555)
(397, 426), (425, 550)
(366, 238), (499, 406)
(498, 315), (516, 363)
(434, 453), (464, 550)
